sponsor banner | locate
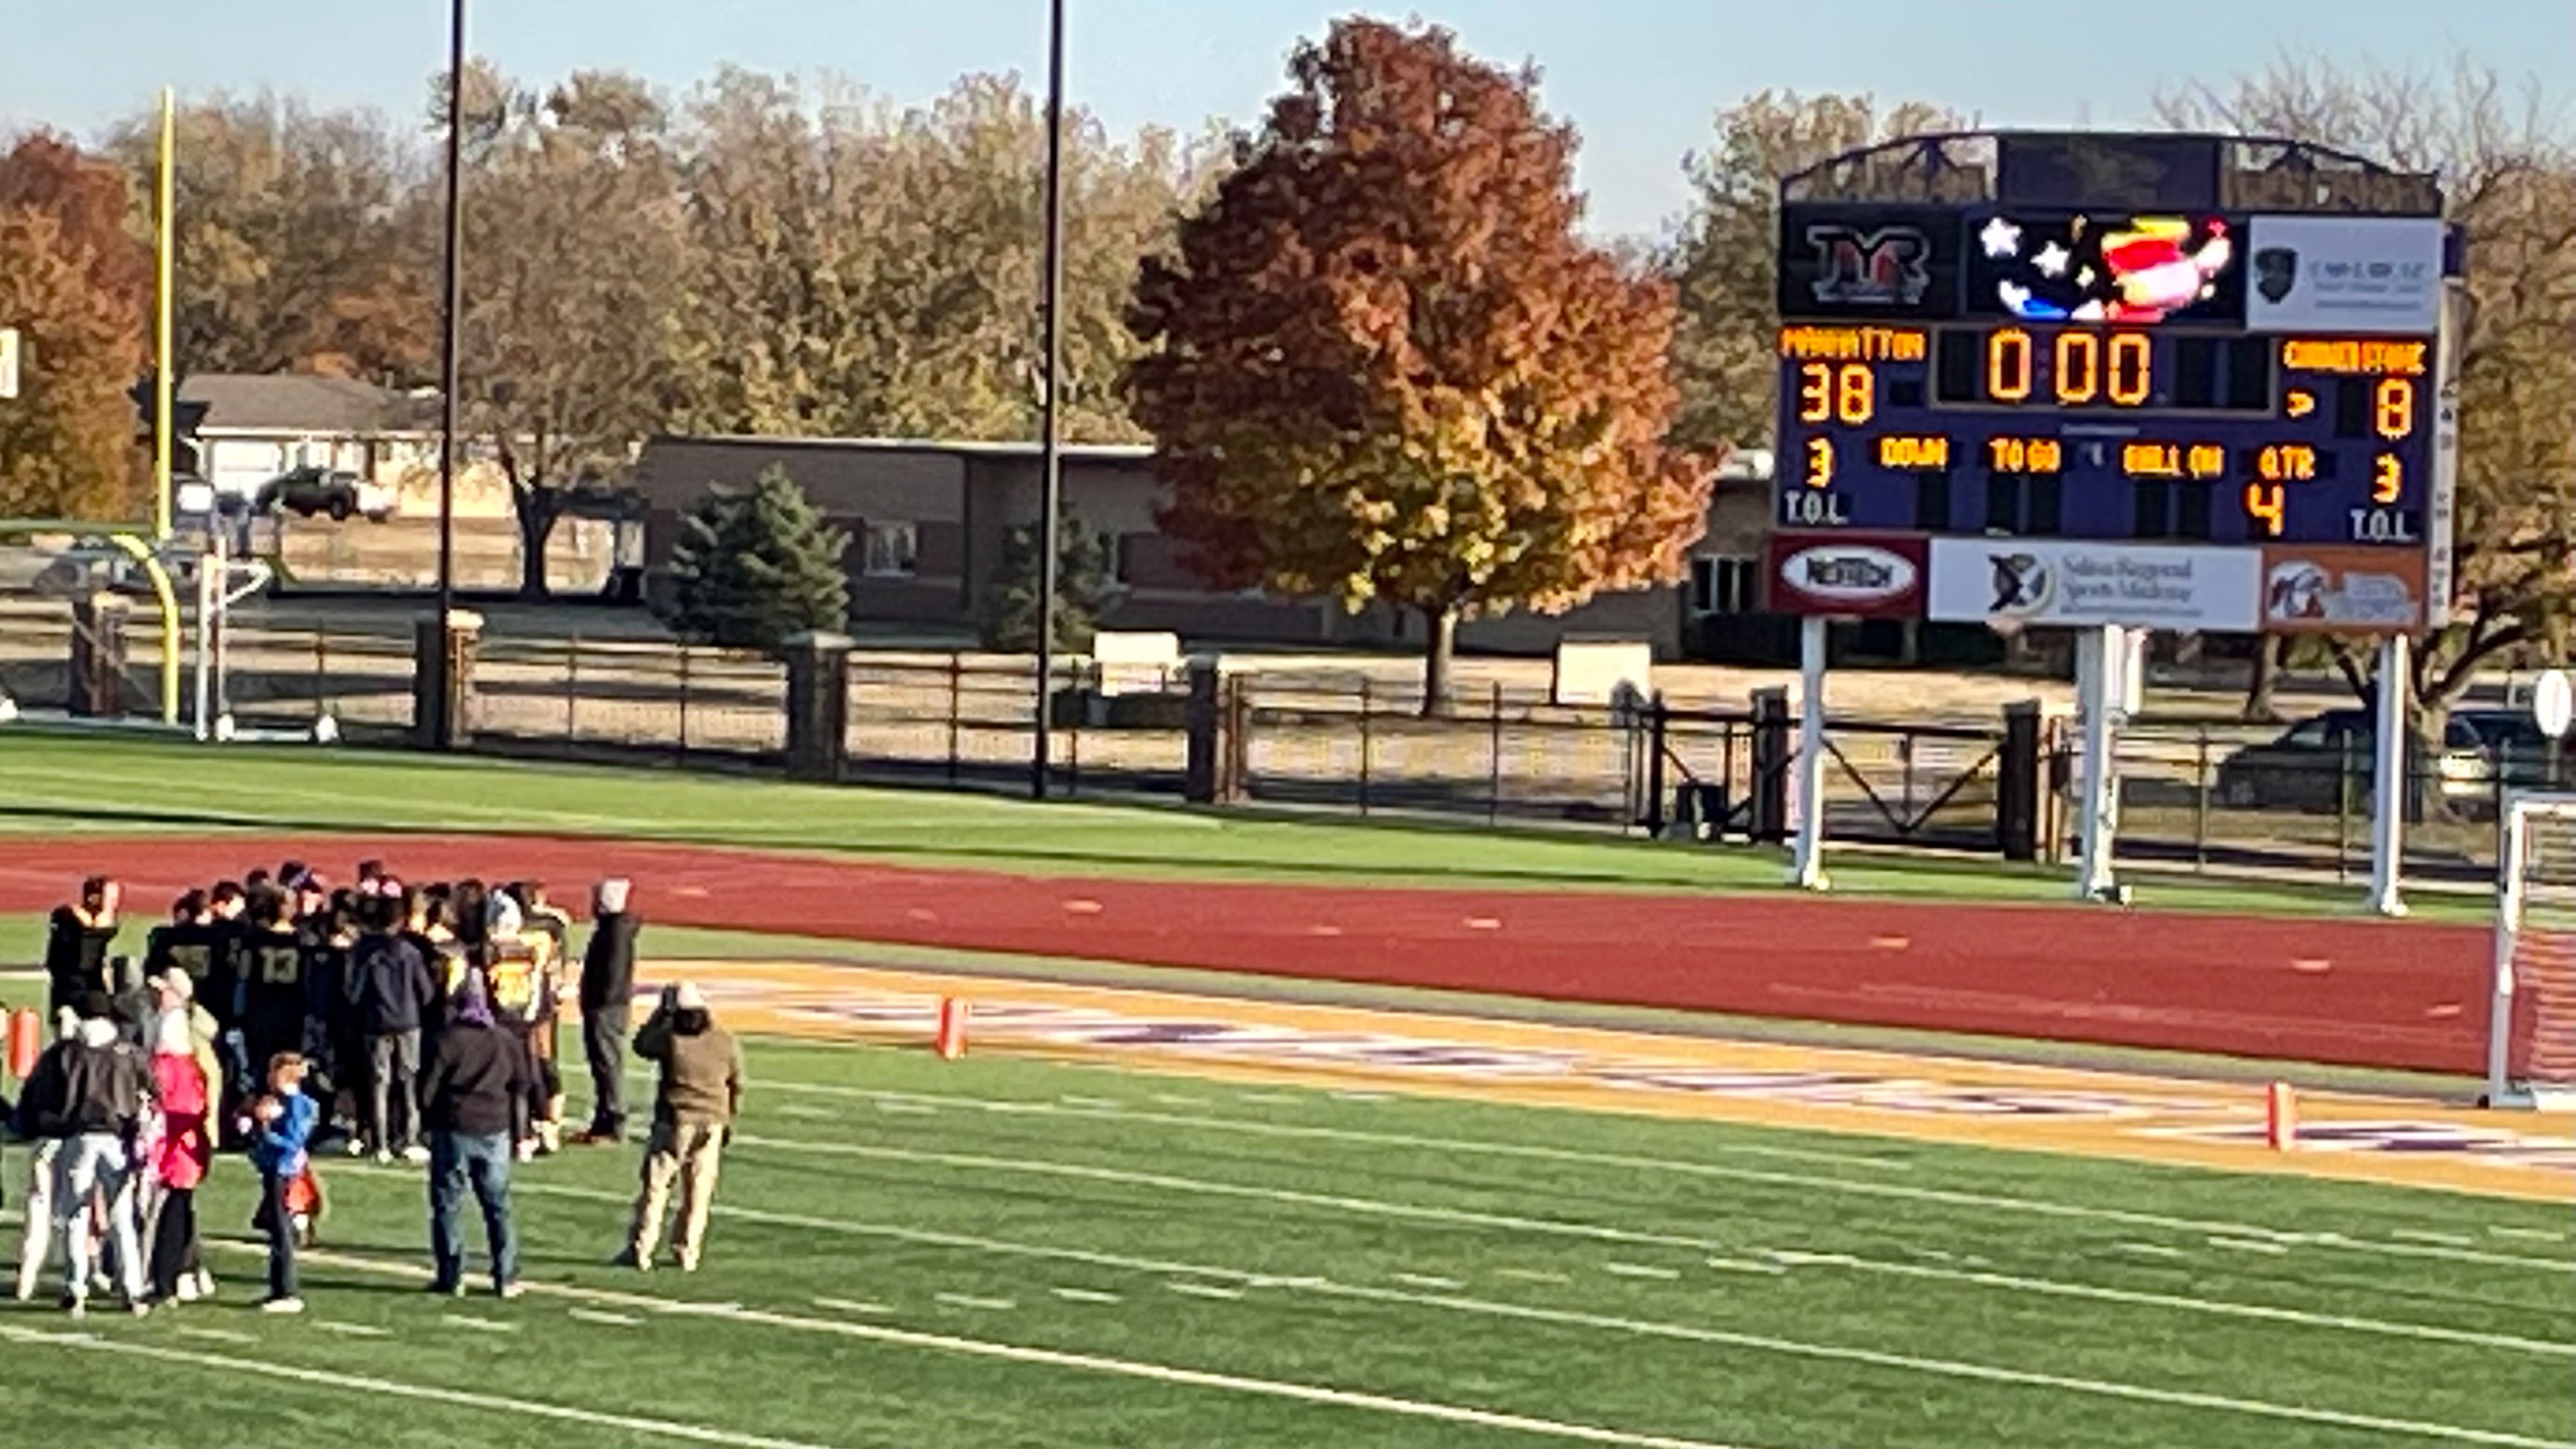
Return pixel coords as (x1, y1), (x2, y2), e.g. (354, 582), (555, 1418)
(2259, 546), (2428, 633)
(1767, 532), (1927, 618)
(1925, 539), (2262, 631)
(2244, 216), (2444, 335)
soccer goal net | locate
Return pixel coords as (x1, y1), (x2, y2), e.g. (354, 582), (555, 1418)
(2488, 793), (2576, 1109)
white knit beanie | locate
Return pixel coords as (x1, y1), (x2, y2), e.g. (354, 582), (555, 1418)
(597, 878), (632, 914)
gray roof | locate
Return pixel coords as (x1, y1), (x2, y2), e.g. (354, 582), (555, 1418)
(177, 373), (435, 436)
(644, 432), (1155, 462)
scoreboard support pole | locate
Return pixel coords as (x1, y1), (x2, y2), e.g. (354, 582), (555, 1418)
(2073, 625), (2125, 901)
(1789, 616), (1831, 891)
(2368, 632), (2410, 917)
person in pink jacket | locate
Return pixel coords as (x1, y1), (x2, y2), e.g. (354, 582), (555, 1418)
(143, 1012), (215, 1304)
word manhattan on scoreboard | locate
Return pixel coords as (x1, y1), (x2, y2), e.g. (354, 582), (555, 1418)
(1770, 196), (2458, 634)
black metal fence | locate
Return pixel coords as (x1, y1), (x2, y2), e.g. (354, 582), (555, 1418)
(12, 608), (2551, 885)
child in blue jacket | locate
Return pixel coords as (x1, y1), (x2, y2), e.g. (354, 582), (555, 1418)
(245, 1052), (319, 1313)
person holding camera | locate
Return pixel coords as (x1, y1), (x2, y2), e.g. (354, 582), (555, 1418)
(616, 982), (742, 1274)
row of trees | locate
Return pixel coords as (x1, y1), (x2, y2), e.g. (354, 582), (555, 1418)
(1, 27), (2565, 721)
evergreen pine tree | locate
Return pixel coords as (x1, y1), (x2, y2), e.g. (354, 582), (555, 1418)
(976, 512), (1123, 652)
(655, 466), (851, 651)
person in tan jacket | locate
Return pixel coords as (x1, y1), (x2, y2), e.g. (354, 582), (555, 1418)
(616, 982), (743, 1272)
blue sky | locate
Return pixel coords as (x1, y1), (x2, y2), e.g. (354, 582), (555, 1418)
(3, 0), (2567, 239)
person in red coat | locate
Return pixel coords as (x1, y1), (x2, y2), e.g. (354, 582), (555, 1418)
(143, 1012), (215, 1304)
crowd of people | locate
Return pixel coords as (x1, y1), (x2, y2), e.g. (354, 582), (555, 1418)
(5, 859), (746, 1318)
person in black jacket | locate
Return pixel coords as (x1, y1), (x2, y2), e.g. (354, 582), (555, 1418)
(345, 895), (434, 1164)
(15, 992), (151, 1316)
(575, 879), (640, 1144)
(416, 974), (537, 1297)
(43, 877), (121, 1024)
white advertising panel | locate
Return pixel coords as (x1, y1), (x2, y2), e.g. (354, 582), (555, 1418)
(2244, 216), (2445, 335)
(1926, 539), (2263, 632)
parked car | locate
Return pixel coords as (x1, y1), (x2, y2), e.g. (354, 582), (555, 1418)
(2456, 708), (2576, 792)
(28, 543), (197, 599)
(254, 466), (397, 522)
(2214, 709), (2492, 811)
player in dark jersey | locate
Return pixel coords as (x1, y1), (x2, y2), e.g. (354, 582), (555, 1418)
(302, 898), (362, 1140)
(145, 891), (226, 998)
(42, 876), (122, 1022)
(234, 890), (311, 1098)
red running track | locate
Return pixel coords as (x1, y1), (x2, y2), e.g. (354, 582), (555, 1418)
(0, 834), (2494, 1075)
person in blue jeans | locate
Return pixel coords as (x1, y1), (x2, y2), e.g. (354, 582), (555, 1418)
(416, 974), (538, 1297)
(245, 1052), (319, 1314)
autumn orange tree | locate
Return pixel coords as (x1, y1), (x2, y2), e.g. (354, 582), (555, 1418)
(0, 135), (150, 521)
(1127, 19), (1709, 711)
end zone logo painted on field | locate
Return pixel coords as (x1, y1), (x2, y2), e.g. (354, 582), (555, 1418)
(669, 968), (2576, 1174)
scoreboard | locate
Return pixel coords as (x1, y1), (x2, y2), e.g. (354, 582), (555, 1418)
(1769, 163), (2458, 635)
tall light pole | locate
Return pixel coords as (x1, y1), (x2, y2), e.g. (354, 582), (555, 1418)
(432, 0), (467, 751)
(1030, 0), (1067, 799)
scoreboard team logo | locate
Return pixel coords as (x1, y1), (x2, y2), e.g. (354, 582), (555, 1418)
(1803, 223), (1934, 307)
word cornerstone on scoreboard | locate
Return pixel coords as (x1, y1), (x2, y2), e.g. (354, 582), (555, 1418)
(1769, 201), (2459, 634)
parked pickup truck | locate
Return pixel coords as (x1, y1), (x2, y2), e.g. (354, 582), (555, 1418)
(253, 466), (398, 522)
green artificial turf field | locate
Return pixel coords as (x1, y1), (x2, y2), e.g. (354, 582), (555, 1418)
(0, 730), (2485, 921)
(4, 1034), (2569, 1449)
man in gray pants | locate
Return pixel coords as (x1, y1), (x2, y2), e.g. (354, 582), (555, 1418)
(345, 895), (433, 1163)
(576, 880), (640, 1144)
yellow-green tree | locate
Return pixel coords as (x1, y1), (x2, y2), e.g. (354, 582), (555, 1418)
(1128, 18), (1708, 711)
(1665, 92), (1965, 456)
(2161, 58), (2576, 734)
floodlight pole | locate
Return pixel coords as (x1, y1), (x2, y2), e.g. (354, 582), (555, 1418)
(1029, 0), (1067, 800)
(432, 0), (467, 752)
(153, 87), (175, 543)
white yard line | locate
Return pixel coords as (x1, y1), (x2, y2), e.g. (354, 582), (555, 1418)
(933, 1293), (1016, 1311)
(1167, 1281), (1245, 1300)
(1393, 1273), (1465, 1291)
(1602, 1263), (1681, 1280)
(313, 1320), (391, 1337)
(733, 1131), (2576, 1350)
(2205, 1237), (2291, 1256)
(1051, 1287), (1123, 1304)
(202, 1243), (1758, 1449)
(172, 1326), (259, 1345)
(734, 1088), (2575, 1274)
(570, 1308), (642, 1327)
(0, 1325), (841, 1449)
(220, 1239), (2567, 1449)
